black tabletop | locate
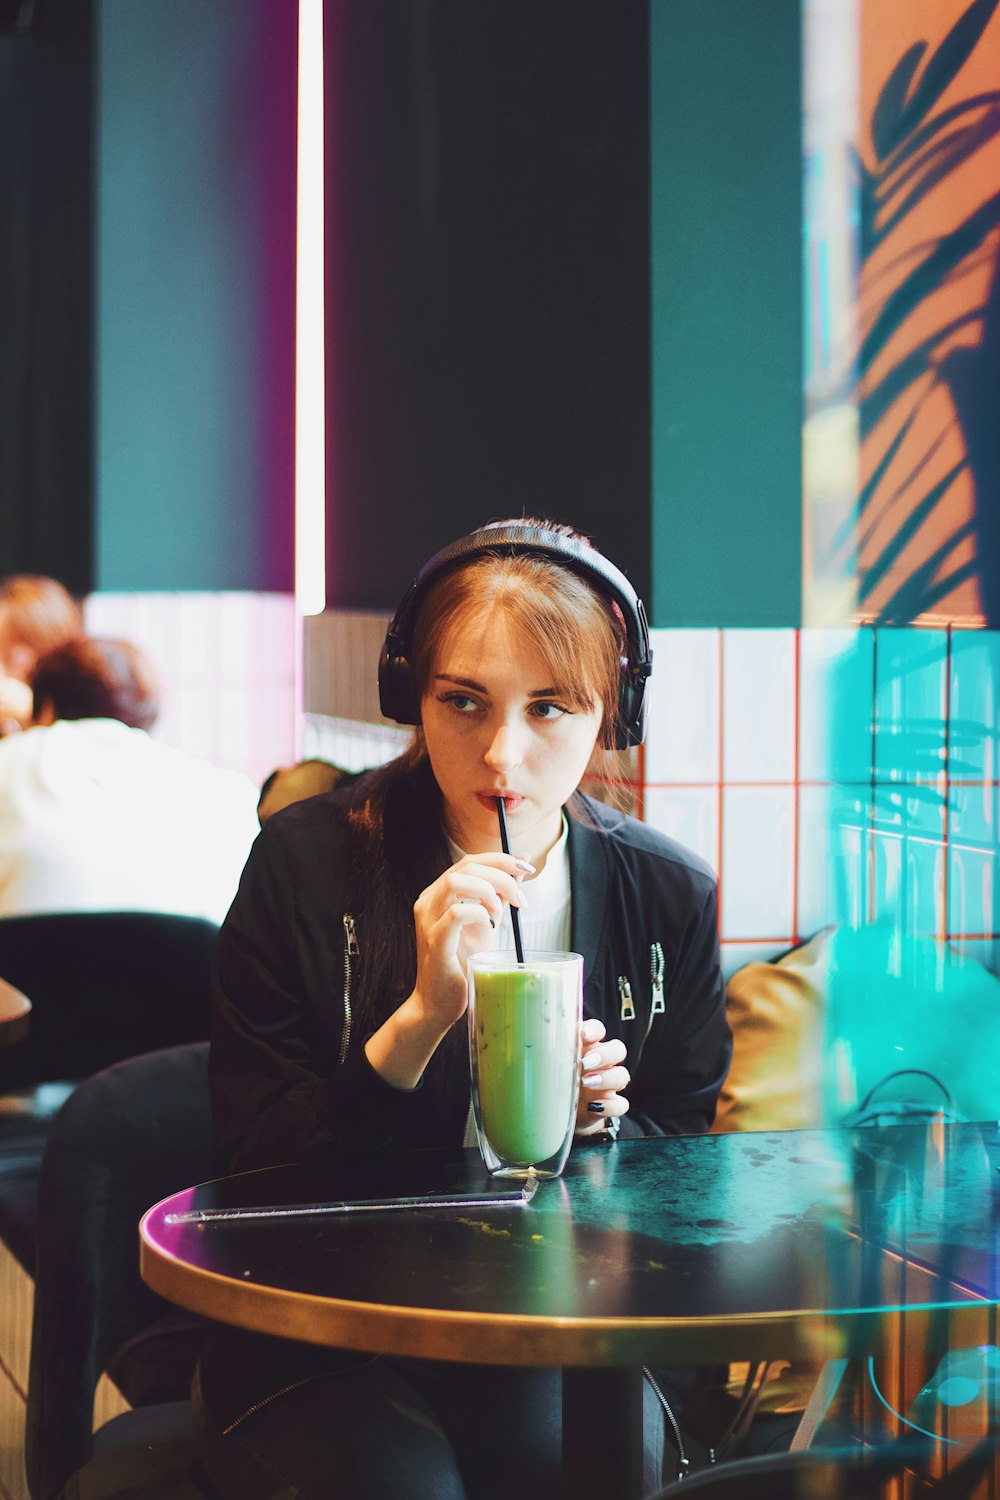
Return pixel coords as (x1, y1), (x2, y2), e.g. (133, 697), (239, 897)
(140, 1122), (1000, 1368)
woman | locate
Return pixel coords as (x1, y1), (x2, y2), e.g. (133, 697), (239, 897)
(197, 519), (731, 1498)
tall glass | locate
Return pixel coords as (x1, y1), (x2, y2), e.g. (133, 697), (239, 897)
(467, 950), (583, 1179)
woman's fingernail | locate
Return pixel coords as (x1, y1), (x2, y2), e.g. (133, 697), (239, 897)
(582, 1049), (602, 1071)
(488, 915), (496, 929)
(514, 858), (536, 874)
(584, 1073), (603, 1087)
(587, 1100), (606, 1114)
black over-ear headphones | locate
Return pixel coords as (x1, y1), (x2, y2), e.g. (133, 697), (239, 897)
(378, 522), (652, 748)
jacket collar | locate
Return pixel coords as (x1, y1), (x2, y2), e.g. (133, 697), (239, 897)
(566, 793), (612, 1004)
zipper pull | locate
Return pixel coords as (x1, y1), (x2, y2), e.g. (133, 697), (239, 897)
(618, 976), (635, 1022)
(650, 942), (665, 1015)
(343, 913), (359, 955)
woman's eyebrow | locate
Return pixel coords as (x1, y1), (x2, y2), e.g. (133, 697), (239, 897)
(434, 673), (561, 698)
(435, 673), (486, 691)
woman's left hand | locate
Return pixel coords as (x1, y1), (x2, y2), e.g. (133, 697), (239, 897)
(575, 1018), (630, 1135)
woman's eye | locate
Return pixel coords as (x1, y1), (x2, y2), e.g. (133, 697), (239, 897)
(439, 692), (480, 713)
(529, 701), (567, 721)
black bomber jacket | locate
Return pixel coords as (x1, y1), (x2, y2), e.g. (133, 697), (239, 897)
(209, 782), (732, 1177)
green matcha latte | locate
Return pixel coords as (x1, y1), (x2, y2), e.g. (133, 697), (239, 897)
(469, 952), (582, 1175)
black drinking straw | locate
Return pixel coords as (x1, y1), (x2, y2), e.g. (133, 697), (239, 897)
(495, 797), (525, 964)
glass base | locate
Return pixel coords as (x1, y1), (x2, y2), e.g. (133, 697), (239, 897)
(485, 1162), (560, 1181)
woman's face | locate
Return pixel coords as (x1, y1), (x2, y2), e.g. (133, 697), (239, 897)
(420, 613), (604, 864)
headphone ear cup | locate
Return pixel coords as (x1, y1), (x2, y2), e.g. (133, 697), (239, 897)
(615, 675), (646, 750)
(377, 644), (421, 725)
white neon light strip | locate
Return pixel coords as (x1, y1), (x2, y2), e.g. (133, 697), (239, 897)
(294, 0), (326, 617)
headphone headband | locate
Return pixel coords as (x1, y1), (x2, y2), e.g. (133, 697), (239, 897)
(378, 523), (652, 748)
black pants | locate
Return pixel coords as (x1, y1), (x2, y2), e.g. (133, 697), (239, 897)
(193, 1356), (675, 1500)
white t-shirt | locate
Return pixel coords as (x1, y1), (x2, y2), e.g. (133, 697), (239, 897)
(0, 718), (261, 925)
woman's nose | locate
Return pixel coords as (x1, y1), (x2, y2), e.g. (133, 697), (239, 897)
(483, 720), (524, 772)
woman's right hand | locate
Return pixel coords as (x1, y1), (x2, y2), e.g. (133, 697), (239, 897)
(411, 852), (531, 1033)
(364, 852), (531, 1090)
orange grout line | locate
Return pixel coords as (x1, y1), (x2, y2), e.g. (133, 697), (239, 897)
(640, 776), (993, 790)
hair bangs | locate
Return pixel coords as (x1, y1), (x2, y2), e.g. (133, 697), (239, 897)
(414, 552), (622, 746)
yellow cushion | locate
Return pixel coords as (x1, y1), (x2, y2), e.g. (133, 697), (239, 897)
(713, 931), (830, 1135)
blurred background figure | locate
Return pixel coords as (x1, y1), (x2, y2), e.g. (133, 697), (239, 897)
(0, 575), (83, 737)
(256, 758), (357, 826)
(0, 637), (260, 924)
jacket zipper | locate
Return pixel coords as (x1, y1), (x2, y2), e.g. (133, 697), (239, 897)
(620, 945), (666, 1069)
(650, 942), (665, 1015)
(635, 941), (666, 1071)
(222, 1375), (323, 1434)
(642, 1365), (691, 1481)
(340, 913), (358, 1066)
(223, 1354), (385, 1435)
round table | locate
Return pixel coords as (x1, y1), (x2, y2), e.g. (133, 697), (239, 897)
(141, 1126), (1000, 1498)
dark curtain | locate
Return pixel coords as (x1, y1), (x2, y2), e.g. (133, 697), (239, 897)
(323, 0), (650, 611)
(0, 0), (94, 594)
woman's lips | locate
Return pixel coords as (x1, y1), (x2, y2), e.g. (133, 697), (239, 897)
(477, 792), (524, 813)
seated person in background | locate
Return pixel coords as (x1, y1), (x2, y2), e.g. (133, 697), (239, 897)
(257, 758), (360, 826)
(0, 574), (83, 736)
(0, 637), (260, 924)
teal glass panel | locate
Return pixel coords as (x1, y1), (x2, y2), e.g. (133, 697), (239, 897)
(798, 783), (871, 933)
(949, 631), (1000, 783)
(874, 629), (948, 783)
(821, 922), (1000, 1125)
(947, 782), (999, 939)
(799, 629), (875, 783)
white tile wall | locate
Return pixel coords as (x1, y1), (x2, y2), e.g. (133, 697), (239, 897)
(722, 629), (797, 783)
(301, 714), (410, 774)
(721, 785), (796, 939)
(84, 592), (297, 787)
(643, 786), (719, 872)
(718, 941), (793, 981)
(644, 629), (720, 783)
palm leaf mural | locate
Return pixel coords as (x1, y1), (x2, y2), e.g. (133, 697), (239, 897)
(849, 0), (1000, 625)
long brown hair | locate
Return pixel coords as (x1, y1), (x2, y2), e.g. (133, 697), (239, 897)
(342, 519), (625, 1036)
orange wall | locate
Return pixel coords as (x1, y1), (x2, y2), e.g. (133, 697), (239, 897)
(857, 0), (1000, 624)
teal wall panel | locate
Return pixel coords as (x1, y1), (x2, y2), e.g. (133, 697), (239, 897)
(650, 0), (803, 626)
(96, 0), (296, 591)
